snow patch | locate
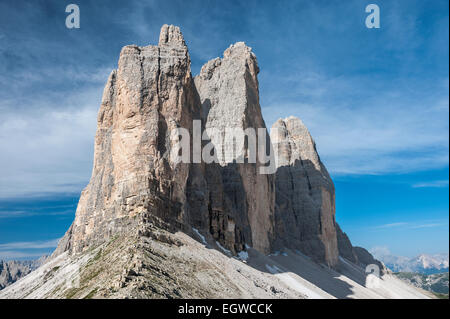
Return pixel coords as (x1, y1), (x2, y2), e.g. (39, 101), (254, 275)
(192, 227), (206, 245)
(269, 251), (280, 257)
(265, 264), (282, 274)
(237, 251), (249, 262)
(216, 241), (231, 255)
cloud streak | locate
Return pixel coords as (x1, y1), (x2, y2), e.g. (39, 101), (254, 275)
(0, 239), (59, 250)
(371, 220), (447, 230)
(412, 180), (449, 188)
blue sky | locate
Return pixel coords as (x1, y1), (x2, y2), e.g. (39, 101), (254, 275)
(0, 0), (448, 259)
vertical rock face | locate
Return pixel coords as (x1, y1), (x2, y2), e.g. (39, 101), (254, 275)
(336, 223), (359, 264)
(55, 26), (273, 257)
(271, 116), (339, 266)
(55, 25), (204, 254)
(194, 42), (275, 254)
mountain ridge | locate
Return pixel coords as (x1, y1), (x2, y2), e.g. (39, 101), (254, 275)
(372, 250), (449, 274)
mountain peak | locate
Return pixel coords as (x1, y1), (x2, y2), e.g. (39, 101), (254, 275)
(158, 24), (186, 47)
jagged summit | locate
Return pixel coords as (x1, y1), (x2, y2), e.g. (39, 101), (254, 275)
(158, 24), (186, 47)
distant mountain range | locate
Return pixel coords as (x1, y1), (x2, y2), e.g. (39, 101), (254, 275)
(371, 251), (449, 275)
(0, 257), (47, 289)
(394, 272), (449, 298)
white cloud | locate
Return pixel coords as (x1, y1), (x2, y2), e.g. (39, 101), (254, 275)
(371, 220), (447, 231)
(370, 246), (392, 259)
(0, 250), (48, 260)
(0, 87), (101, 198)
(412, 180), (449, 188)
(0, 239), (59, 260)
(263, 75), (449, 175)
(410, 223), (445, 229)
(0, 238), (59, 250)
(373, 222), (409, 229)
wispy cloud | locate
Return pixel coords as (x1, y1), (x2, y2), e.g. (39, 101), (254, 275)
(0, 239), (60, 260)
(0, 88), (100, 199)
(410, 223), (445, 229)
(263, 80), (449, 175)
(0, 209), (74, 219)
(412, 180), (449, 188)
(0, 251), (49, 260)
(372, 220), (447, 230)
(374, 222), (409, 229)
(0, 239), (59, 250)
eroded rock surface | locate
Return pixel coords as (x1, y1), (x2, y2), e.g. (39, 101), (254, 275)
(195, 42), (275, 254)
(55, 25), (204, 255)
(336, 223), (359, 264)
(271, 116), (338, 267)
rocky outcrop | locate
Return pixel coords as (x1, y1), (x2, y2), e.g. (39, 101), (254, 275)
(354, 247), (386, 274)
(336, 223), (359, 264)
(271, 116), (338, 267)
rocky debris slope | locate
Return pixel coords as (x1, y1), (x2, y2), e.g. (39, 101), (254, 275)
(0, 257), (46, 290)
(0, 231), (431, 299)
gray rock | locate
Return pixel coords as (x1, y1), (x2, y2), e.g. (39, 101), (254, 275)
(336, 223), (359, 264)
(271, 116), (339, 267)
(195, 42), (275, 254)
(54, 24), (202, 255)
(354, 246), (387, 274)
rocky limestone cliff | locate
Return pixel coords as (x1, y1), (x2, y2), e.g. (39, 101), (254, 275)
(194, 42), (275, 254)
(52, 24), (382, 272)
(54, 26), (273, 258)
(271, 116), (338, 267)
(54, 25), (205, 255)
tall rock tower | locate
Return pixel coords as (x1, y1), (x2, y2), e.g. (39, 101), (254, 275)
(195, 42), (275, 254)
(55, 25), (206, 254)
(271, 116), (339, 267)
(54, 26), (274, 257)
